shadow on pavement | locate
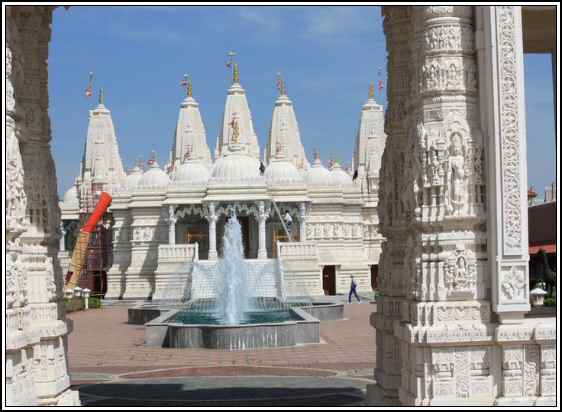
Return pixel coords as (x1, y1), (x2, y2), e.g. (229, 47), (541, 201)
(78, 382), (366, 406)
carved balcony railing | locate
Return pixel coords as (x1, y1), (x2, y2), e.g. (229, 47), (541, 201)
(158, 243), (199, 263)
(277, 241), (318, 259)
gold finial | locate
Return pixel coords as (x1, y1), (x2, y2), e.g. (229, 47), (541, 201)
(226, 51), (240, 84)
(368, 82), (375, 99)
(229, 113), (240, 144)
(276, 72), (286, 96)
(314, 148), (320, 162)
(98, 88), (105, 105)
(181, 73), (193, 97)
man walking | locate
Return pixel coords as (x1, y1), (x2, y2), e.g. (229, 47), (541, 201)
(348, 275), (361, 303)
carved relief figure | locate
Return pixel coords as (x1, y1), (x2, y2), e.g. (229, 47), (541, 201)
(446, 132), (467, 215)
(444, 248), (477, 298)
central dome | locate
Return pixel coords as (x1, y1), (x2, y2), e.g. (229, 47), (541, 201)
(210, 144), (262, 184)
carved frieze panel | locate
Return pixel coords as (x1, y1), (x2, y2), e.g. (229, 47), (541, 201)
(423, 24), (474, 52)
(496, 6), (524, 255)
(499, 264), (527, 304)
(419, 57), (478, 95)
(444, 247), (476, 299)
(431, 346), (493, 400)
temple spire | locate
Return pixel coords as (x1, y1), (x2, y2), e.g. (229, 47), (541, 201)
(265, 75), (309, 168)
(226, 51), (240, 84)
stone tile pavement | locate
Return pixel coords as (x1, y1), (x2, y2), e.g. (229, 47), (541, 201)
(67, 301), (377, 379)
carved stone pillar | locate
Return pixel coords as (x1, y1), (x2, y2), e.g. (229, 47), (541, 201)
(208, 202), (218, 260)
(368, 6), (413, 406)
(478, 5), (530, 321)
(168, 205), (176, 245)
(6, 6), (79, 406)
(370, 6), (492, 406)
(298, 202), (307, 241)
(257, 201), (268, 260)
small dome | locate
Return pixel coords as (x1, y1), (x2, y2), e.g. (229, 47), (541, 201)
(63, 185), (78, 204)
(330, 162), (353, 186)
(124, 165), (143, 189)
(306, 154), (332, 187)
(173, 158), (210, 185)
(264, 158), (304, 186)
(210, 145), (262, 184)
(137, 160), (170, 188)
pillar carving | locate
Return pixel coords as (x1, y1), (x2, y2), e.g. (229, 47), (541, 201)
(207, 202), (218, 260)
(168, 205), (177, 245)
(371, 6), (492, 406)
(371, 6), (413, 405)
(257, 201), (269, 259)
(5, 5), (79, 406)
(478, 5), (530, 320)
(298, 202), (307, 241)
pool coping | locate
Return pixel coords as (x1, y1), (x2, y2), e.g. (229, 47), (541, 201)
(144, 307), (320, 349)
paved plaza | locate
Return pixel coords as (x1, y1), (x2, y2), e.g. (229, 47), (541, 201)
(67, 301), (376, 406)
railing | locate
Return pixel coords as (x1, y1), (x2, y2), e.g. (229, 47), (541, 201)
(277, 241), (317, 259)
(158, 243), (199, 263)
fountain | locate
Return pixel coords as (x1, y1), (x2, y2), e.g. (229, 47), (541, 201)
(214, 211), (250, 325)
(129, 207), (344, 350)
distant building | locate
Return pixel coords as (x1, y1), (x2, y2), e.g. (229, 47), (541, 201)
(59, 67), (388, 300)
(528, 200), (557, 286)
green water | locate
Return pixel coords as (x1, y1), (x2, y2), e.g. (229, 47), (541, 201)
(168, 309), (302, 326)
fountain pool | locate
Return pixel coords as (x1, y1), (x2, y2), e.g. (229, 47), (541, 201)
(127, 209), (344, 350)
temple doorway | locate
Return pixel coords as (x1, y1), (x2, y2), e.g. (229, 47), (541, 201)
(322, 265), (336, 296)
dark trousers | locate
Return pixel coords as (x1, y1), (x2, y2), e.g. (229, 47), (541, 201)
(348, 288), (361, 303)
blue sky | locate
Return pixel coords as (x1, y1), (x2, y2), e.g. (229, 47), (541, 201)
(49, 6), (556, 199)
